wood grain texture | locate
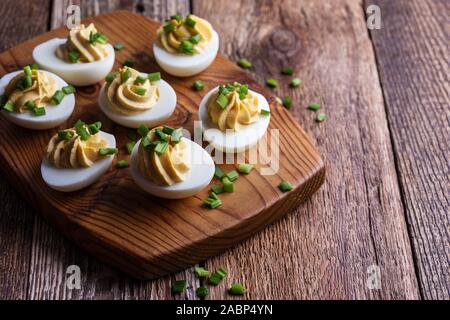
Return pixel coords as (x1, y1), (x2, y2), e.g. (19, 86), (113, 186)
(0, 0), (51, 300)
(366, 0), (450, 300)
(194, 0), (420, 299)
(0, 9), (324, 290)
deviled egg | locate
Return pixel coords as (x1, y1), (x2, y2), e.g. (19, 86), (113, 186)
(131, 125), (215, 199)
(33, 23), (114, 86)
(99, 67), (177, 128)
(0, 65), (75, 130)
(41, 120), (117, 192)
(198, 83), (271, 153)
(153, 14), (219, 77)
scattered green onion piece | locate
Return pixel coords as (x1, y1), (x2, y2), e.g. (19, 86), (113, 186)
(216, 94), (229, 109)
(23, 75), (33, 88)
(25, 100), (36, 110)
(163, 23), (175, 33)
(23, 65), (32, 76)
(179, 40), (194, 54)
(211, 184), (224, 194)
(127, 130), (137, 141)
(214, 166), (225, 179)
(32, 107), (46, 116)
(171, 280), (187, 294)
(51, 90), (65, 105)
(238, 164), (253, 174)
(278, 180), (293, 192)
(141, 136), (152, 148)
(113, 43), (124, 50)
(58, 130), (73, 140)
(99, 147), (118, 156)
(185, 16), (196, 28)
(203, 197), (222, 209)
(155, 128), (169, 141)
(237, 58), (252, 69)
(76, 126), (90, 141)
(134, 75), (147, 85)
(290, 77), (301, 87)
(147, 72), (161, 82)
(134, 87), (146, 96)
(3, 101), (14, 112)
(123, 59), (134, 67)
(162, 125), (174, 135)
(121, 68), (131, 83)
(170, 14), (182, 21)
(316, 112), (327, 122)
(209, 267), (227, 285)
(154, 141), (169, 155)
(266, 78), (278, 88)
(229, 283), (246, 295)
(189, 33), (202, 44)
(68, 50), (80, 63)
(138, 124), (149, 137)
(88, 121), (102, 134)
(125, 141), (136, 154)
(105, 72), (118, 83)
(193, 80), (204, 91)
(62, 85), (76, 94)
(89, 32), (108, 44)
(281, 67), (294, 75)
(238, 84), (249, 100)
(308, 103), (321, 111)
(226, 170), (239, 182)
(209, 191), (220, 201)
(217, 267), (227, 278)
(260, 109), (271, 116)
(116, 160), (129, 168)
(96, 33), (108, 44)
(222, 177), (234, 193)
(196, 285), (208, 298)
(194, 267), (210, 278)
(283, 96), (292, 109)
(27, 63), (39, 70)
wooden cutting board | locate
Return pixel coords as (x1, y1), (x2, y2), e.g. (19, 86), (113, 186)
(0, 11), (325, 279)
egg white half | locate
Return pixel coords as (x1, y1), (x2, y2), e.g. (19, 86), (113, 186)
(32, 38), (115, 86)
(198, 87), (271, 153)
(153, 31), (219, 77)
(99, 76), (177, 128)
(41, 131), (116, 192)
(131, 137), (215, 199)
(0, 70), (75, 130)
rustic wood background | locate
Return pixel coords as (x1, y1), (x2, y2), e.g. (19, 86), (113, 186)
(0, 0), (448, 300)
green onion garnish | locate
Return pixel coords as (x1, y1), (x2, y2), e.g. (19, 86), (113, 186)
(116, 160), (129, 168)
(185, 16), (196, 28)
(171, 280), (187, 294)
(290, 77), (301, 87)
(238, 84), (249, 100)
(308, 103), (321, 111)
(51, 90), (65, 105)
(266, 78), (278, 88)
(278, 180), (293, 192)
(281, 67), (294, 75)
(32, 107), (45, 116)
(214, 166), (225, 179)
(138, 124), (149, 137)
(141, 136), (152, 148)
(25, 100), (36, 110)
(99, 147), (118, 156)
(316, 112), (327, 122)
(196, 285), (208, 298)
(113, 43), (124, 50)
(134, 75), (147, 85)
(216, 94), (229, 109)
(238, 164), (253, 174)
(217, 267), (227, 278)
(27, 63), (39, 70)
(226, 170), (239, 181)
(147, 72), (161, 82)
(23, 75), (33, 88)
(76, 126), (90, 141)
(170, 14), (182, 21)
(161, 125), (174, 135)
(62, 85), (76, 94)
(211, 184), (224, 194)
(237, 58), (252, 69)
(127, 130), (137, 141)
(229, 283), (246, 295)
(222, 177), (234, 193)
(283, 96), (292, 109)
(24, 65), (32, 76)
(203, 195), (222, 209)
(88, 121), (102, 134)
(134, 87), (146, 96)
(121, 68), (131, 83)
(89, 32), (108, 44)
(105, 72), (118, 83)
(58, 130), (73, 140)
(163, 23), (175, 33)
(123, 59), (134, 67)
(193, 80), (204, 91)
(125, 141), (136, 154)
(189, 34), (202, 44)
(3, 101), (14, 112)
(209, 267), (227, 285)
(179, 40), (194, 54)
(155, 128), (169, 141)
(260, 109), (270, 116)
(68, 50), (80, 63)
(154, 141), (169, 155)
(194, 267), (210, 278)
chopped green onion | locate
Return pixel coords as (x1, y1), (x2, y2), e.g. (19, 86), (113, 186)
(172, 280), (187, 294)
(99, 147), (118, 156)
(196, 285), (208, 298)
(308, 103), (321, 111)
(163, 23), (175, 33)
(209, 191), (220, 201)
(58, 130), (73, 140)
(283, 96), (292, 109)
(229, 283), (246, 295)
(281, 67), (294, 75)
(138, 124), (149, 137)
(185, 16), (196, 28)
(141, 136), (152, 148)
(189, 33), (202, 44)
(238, 164), (253, 174)
(154, 141), (169, 155)
(121, 68), (131, 83)
(211, 184), (224, 194)
(170, 14), (182, 21)
(68, 50), (80, 63)
(226, 170), (239, 181)
(23, 75), (33, 88)
(290, 77), (301, 87)
(105, 72), (118, 83)
(162, 125), (174, 135)
(134, 75), (147, 85)
(266, 78), (278, 88)
(260, 109), (271, 116)
(194, 267), (210, 278)
(278, 180), (293, 192)
(316, 112), (327, 122)
(127, 130), (137, 141)
(155, 128), (169, 141)
(222, 177), (234, 193)
(51, 90), (65, 105)
(147, 72), (161, 82)
(113, 43), (124, 50)
(179, 40), (194, 54)
(75, 123), (91, 141)
(217, 267), (227, 278)
(216, 94), (229, 109)
(134, 87), (146, 96)
(116, 160), (129, 168)
(27, 63), (39, 70)
(209, 267), (227, 285)
(238, 84), (249, 100)
(25, 100), (36, 110)
(32, 107), (46, 116)
(123, 59), (134, 67)
(89, 32), (108, 44)
(214, 166), (225, 179)
(193, 80), (204, 91)
(125, 141), (136, 154)
(62, 85), (76, 94)
(88, 121), (102, 134)
(3, 101), (14, 112)
(237, 58), (252, 69)
(203, 196), (222, 209)
(23, 65), (32, 76)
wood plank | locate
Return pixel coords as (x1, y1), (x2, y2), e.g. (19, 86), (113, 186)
(366, 0), (450, 300)
(194, 0), (421, 299)
(0, 0), (51, 300)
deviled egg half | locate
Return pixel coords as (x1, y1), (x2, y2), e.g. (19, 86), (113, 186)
(0, 65), (75, 130)
(33, 23), (114, 86)
(131, 125), (215, 199)
(198, 83), (271, 153)
(153, 14), (219, 77)
(99, 67), (177, 128)
(41, 120), (117, 192)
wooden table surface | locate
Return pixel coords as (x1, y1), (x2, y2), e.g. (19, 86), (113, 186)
(0, 0), (448, 300)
